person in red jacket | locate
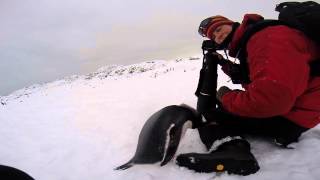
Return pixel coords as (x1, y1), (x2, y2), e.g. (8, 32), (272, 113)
(176, 14), (320, 175)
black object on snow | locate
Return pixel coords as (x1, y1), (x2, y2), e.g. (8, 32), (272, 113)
(0, 165), (34, 180)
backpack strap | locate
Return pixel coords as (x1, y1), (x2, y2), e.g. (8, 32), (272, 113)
(235, 20), (287, 84)
(238, 19), (288, 56)
(237, 19), (320, 78)
(310, 60), (320, 77)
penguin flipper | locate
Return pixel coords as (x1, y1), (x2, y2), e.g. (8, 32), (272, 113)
(114, 161), (133, 170)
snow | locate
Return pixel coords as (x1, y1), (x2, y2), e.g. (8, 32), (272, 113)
(1, 57), (320, 180)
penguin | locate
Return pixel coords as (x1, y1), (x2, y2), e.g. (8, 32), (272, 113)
(115, 104), (201, 170)
(0, 165), (34, 180)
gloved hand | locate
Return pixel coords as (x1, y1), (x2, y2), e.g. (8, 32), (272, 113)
(221, 62), (250, 84)
(211, 52), (224, 60)
(221, 61), (239, 77)
(216, 86), (232, 102)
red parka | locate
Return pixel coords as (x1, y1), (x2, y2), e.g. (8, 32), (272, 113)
(221, 14), (320, 128)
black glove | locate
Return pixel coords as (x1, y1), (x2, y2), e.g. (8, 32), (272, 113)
(221, 62), (250, 84)
(216, 86), (232, 102)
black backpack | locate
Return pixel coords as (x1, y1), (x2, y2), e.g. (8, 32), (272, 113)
(276, 1), (320, 44)
(237, 1), (320, 79)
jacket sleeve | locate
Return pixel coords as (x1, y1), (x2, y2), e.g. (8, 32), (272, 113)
(221, 26), (310, 118)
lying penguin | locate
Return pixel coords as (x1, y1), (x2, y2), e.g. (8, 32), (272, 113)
(0, 165), (34, 180)
(115, 104), (202, 170)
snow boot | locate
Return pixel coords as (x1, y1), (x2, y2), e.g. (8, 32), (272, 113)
(176, 139), (260, 175)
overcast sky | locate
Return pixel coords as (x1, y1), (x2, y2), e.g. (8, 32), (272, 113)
(0, 0), (311, 95)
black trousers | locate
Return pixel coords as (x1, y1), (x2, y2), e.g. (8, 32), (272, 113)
(199, 109), (309, 150)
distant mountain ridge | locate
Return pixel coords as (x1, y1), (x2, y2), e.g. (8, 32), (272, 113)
(0, 56), (201, 105)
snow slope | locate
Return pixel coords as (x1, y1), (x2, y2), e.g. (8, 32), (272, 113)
(0, 57), (320, 180)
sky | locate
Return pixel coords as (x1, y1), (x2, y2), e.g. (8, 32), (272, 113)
(0, 0), (310, 95)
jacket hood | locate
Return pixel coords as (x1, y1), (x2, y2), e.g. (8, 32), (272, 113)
(228, 14), (264, 57)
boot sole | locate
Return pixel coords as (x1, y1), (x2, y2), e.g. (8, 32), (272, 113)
(176, 153), (260, 176)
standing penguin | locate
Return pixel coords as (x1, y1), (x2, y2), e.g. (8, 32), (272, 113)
(115, 104), (201, 170)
